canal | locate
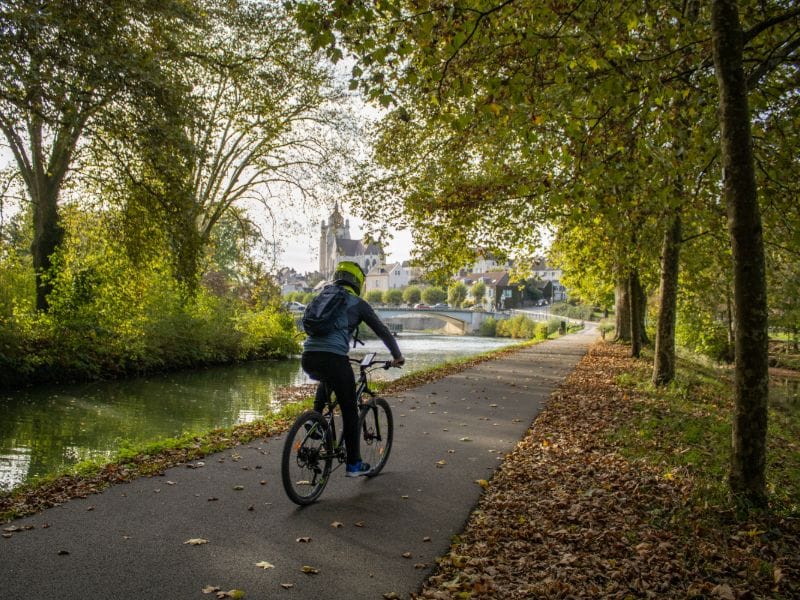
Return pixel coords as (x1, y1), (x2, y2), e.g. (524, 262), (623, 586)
(0, 334), (520, 491)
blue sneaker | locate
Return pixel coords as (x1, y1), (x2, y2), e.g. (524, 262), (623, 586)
(345, 461), (371, 477)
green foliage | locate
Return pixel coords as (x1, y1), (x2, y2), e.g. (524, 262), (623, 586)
(383, 288), (403, 306)
(365, 289), (384, 304)
(470, 282), (486, 307)
(551, 302), (595, 321)
(421, 286), (446, 305)
(448, 282), (468, 308)
(496, 315), (539, 339)
(301, 292), (317, 305)
(402, 285), (421, 305)
(477, 316), (497, 337)
(0, 209), (300, 387)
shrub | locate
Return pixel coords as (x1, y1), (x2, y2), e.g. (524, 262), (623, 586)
(365, 289), (384, 304)
(383, 288), (403, 306)
(402, 286), (421, 305)
(478, 316), (497, 337)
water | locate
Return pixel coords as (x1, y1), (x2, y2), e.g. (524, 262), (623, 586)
(0, 334), (519, 491)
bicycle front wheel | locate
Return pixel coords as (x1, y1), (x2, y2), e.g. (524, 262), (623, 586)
(281, 410), (332, 505)
(358, 397), (393, 476)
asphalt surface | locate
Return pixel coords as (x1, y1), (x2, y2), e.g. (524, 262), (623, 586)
(1, 328), (595, 600)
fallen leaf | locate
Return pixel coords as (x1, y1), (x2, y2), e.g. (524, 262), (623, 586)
(459, 437), (473, 442)
(57, 550), (69, 555)
(354, 521), (365, 527)
(184, 538), (209, 545)
(384, 593), (400, 599)
(280, 583), (294, 589)
(216, 590), (245, 599)
(423, 536), (431, 542)
(233, 485), (245, 491)
(402, 552), (412, 558)
(436, 460), (446, 467)
(255, 561), (274, 569)
(414, 563), (427, 569)
(331, 521), (344, 528)
(301, 565), (320, 574)
(475, 479), (490, 489)
(296, 536), (311, 543)
(712, 583), (735, 600)
(202, 585), (221, 594)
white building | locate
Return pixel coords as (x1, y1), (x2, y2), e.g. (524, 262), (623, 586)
(365, 261), (419, 293)
(532, 260), (567, 302)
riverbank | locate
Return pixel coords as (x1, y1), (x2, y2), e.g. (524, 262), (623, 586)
(415, 342), (800, 599)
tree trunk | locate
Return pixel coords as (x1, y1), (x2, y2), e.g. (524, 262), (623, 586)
(634, 273), (649, 346)
(712, 0), (769, 507)
(629, 270), (642, 358)
(31, 183), (64, 311)
(614, 275), (631, 342)
(653, 211), (682, 385)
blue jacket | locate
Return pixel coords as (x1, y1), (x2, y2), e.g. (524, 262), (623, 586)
(302, 286), (402, 358)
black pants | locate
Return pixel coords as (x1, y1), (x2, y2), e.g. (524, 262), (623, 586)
(301, 352), (361, 465)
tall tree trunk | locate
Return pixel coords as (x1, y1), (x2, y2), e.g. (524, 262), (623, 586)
(614, 273), (631, 342)
(712, 0), (769, 507)
(634, 274), (649, 346)
(653, 211), (682, 385)
(629, 269), (642, 358)
(31, 184), (64, 311)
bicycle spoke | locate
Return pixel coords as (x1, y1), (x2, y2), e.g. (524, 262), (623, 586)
(358, 397), (393, 476)
(281, 411), (332, 505)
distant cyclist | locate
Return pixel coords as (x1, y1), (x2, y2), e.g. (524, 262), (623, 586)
(301, 261), (405, 476)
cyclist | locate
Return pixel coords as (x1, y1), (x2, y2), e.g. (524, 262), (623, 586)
(301, 261), (405, 477)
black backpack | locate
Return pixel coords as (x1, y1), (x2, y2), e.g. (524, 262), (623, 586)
(302, 284), (349, 336)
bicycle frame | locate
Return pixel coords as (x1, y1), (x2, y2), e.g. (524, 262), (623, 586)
(317, 352), (391, 465)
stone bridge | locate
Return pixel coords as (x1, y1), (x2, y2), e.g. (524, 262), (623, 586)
(374, 307), (503, 335)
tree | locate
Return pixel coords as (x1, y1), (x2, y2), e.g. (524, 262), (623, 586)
(470, 282), (486, 308)
(402, 285), (421, 305)
(712, 0), (769, 507)
(383, 288), (403, 306)
(365, 289), (384, 304)
(0, 0), (200, 310)
(447, 282), (468, 308)
(91, 0), (350, 292)
(421, 286), (446, 305)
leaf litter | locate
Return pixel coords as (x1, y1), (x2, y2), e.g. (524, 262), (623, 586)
(413, 343), (800, 599)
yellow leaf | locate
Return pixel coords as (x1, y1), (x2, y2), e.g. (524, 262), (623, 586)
(254, 561), (274, 570)
(488, 103), (502, 116)
(184, 538), (209, 545)
(475, 479), (489, 489)
(301, 565), (320, 574)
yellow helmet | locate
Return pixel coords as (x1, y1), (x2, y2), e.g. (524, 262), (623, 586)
(333, 261), (366, 295)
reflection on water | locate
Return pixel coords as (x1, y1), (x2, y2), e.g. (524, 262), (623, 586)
(0, 334), (519, 491)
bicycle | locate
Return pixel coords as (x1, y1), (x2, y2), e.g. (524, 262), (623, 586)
(281, 352), (396, 505)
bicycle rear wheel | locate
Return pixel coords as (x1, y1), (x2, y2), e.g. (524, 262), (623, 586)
(281, 410), (332, 505)
(358, 397), (393, 476)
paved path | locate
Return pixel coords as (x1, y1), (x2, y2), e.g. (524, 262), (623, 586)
(1, 329), (595, 600)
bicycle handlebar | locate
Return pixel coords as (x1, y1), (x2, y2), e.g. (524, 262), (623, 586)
(349, 355), (397, 370)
